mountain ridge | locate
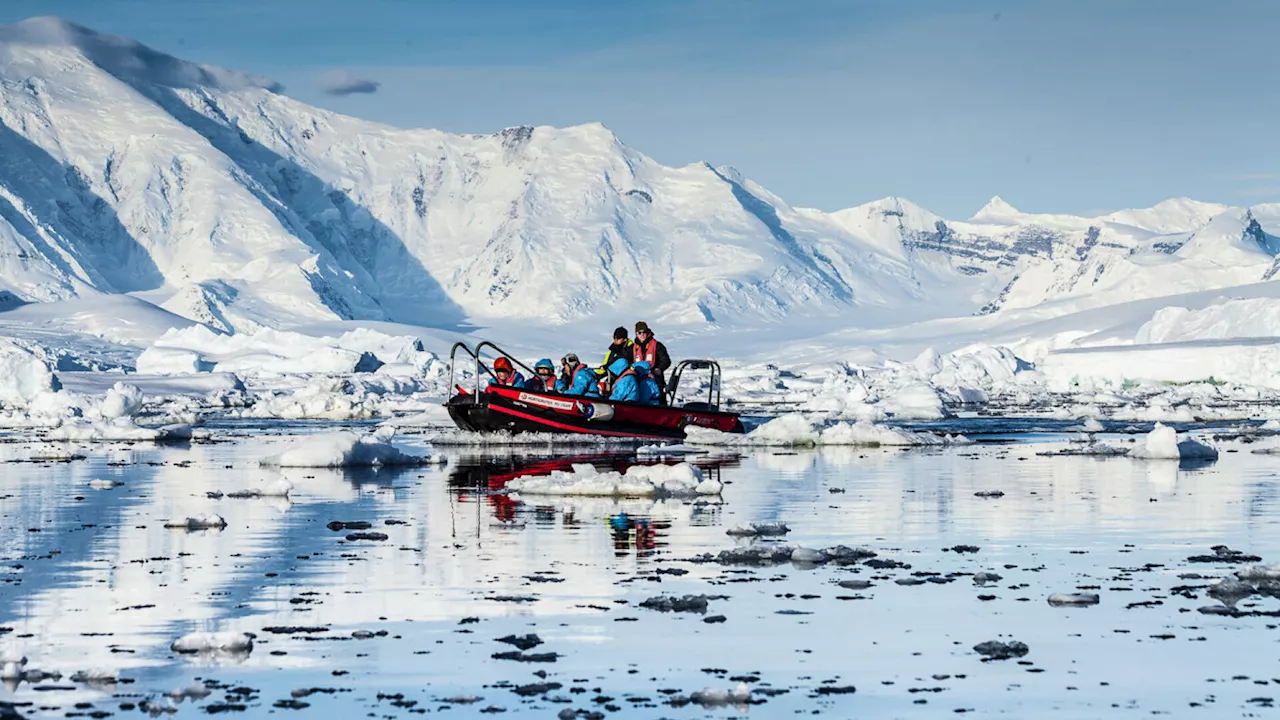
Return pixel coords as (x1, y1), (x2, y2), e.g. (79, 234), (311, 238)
(0, 17), (1278, 336)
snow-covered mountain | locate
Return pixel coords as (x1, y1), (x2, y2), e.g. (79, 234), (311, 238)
(1, 16), (1279, 336)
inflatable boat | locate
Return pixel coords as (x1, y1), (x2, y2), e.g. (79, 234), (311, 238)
(444, 341), (745, 440)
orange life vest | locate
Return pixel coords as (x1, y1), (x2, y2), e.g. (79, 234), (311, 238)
(633, 337), (658, 365)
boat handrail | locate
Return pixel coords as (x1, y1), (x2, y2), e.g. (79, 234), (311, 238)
(665, 358), (722, 409)
(447, 342), (482, 399)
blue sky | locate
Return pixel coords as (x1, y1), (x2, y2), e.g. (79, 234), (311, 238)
(2, 0), (1277, 217)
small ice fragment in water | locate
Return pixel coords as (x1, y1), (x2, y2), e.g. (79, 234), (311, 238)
(506, 462), (718, 497)
(87, 479), (123, 490)
(973, 572), (1002, 586)
(1130, 423), (1218, 460)
(717, 545), (794, 566)
(689, 682), (751, 707)
(170, 631), (253, 655)
(1207, 577), (1257, 606)
(725, 521), (790, 537)
(0, 655), (26, 680)
(790, 547), (828, 564)
(164, 514), (226, 531)
(70, 667), (118, 685)
(260, 431), (430, 468)
(496, 634), (542, 650)
(1047, 593), (1100, 606)
(837, 579), (873, 590)
(973, 640), (1029, 660)
(1235, 563), (1280, 581)
(639, 594), (711, 613)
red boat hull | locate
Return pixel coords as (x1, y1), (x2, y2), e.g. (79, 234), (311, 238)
(445, 386), (744, 440)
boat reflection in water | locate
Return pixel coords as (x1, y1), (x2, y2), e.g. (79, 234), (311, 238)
(446, 451), (737, 554)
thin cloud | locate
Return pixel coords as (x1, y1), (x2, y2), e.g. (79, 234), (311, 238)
(319, 70), (381, 96)
(1237, 186), (1280, 198)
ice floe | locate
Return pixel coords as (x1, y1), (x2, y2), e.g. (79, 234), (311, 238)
(164, 514), (227, 531)
(506, 462), (722, 497)
(685, 415), (967, 448)
(1130, 423), (1219, 460)
(259, 431), (432, 467)
(170, 631), (253, 656)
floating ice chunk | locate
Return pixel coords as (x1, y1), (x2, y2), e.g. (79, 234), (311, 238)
(260, 431), (430, 467)
(25, 445), (85, 462)
(48, 418), (162, 442)
(70, 667), (118, 685)
(1129, 423), (1218, 460)
(716, 545), (795, 565)
(99, 382), (144, 419)
(226, 478), (293, 499)
(1039, 442), (1129, 457)
(1175, 435), (1219, 460)
(974, 640), (1029, 660)
(818, 421), (968, 447)
(1236, 563), (1280, 581)
(686, 415), (963, 448)
(740, 414), (822, 446)
(1207, 577), (1257, 605)
(506, 462), (720, 497)
(0, 340), (60, 407)
(878, 383), (949, 420)
(790, 547), (828, 564)
(725, 521), (790, 537)
(164, 514), (227, 531)
(87, 479), (123, 490)
(1074, 418), (1105, 433)
(0, 655), (26, 680)
(1047, 593), (1100, 606)
(689, 682), (751, 707)
(170, 631), (253, 655)
(636, 443), (708, 456)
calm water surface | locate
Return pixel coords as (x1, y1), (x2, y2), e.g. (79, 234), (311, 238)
(2, 427), (1279, 718)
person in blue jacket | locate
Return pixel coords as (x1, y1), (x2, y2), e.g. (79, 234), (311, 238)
(556, 353), (598, 396)
(609, 360), (661, 405)
(525, 358), (557, 392)
(635, 361), (661, 405)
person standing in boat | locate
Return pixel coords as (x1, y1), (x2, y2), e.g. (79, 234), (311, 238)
(525, 358), (557, 392)
(557, 353), (598, 396)
(484, 356), (525, 389)
(597, 327), (633, 396)
(631, 321), (671, 404)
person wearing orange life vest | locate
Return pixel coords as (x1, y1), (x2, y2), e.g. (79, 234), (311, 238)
(524, 358), (557, 392)
(631, 321), (671, 405)
(484, 356), (525, 389)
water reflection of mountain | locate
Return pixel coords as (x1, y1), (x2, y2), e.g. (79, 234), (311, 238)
(1, 437), (1276, 694)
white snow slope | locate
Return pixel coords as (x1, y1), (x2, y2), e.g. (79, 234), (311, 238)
(4, 17), (1280, 409)
(2, 17), (1277, 340)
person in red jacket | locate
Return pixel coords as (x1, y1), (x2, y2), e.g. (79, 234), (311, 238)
(632, 321), (672, 404)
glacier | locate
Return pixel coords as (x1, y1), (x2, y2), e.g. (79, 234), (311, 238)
(1, 17), (1280, 421)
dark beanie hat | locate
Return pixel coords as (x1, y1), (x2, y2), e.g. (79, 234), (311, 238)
(613, 326), (628, 340)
